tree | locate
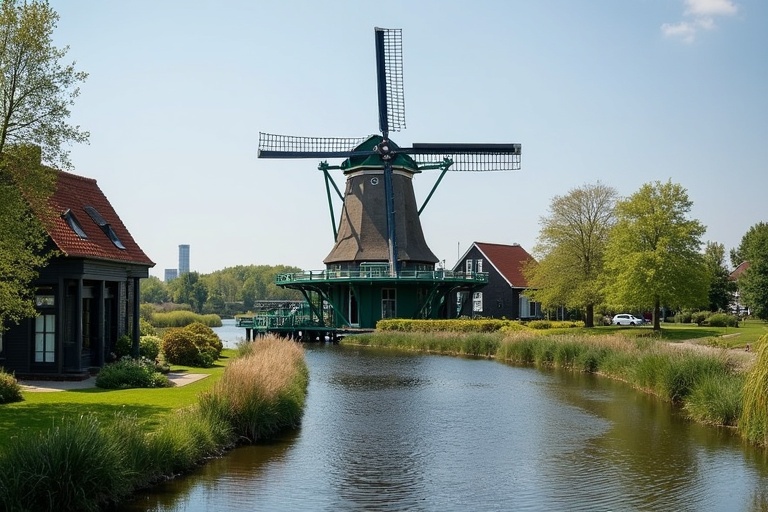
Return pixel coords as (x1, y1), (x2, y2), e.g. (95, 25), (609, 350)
(730, 222), (768, 269)
(738, 223), (768, 320)
(603, 180), (709, 330)
(140, 276), (168, 304)
(0, 0), (89, 167)
(524, 182), (617, 327)
(703, 241), (736, 312)
(0, 1), (87, 329)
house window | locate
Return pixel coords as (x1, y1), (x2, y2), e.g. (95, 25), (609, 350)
(466, 259), (473, 274)
(35, 314), (56, 363)
(382, 288), (396, 319)
(529, 300), (539, 318)
(476, 259), (483, 273)
(61, 209), (88, 239)
(84, 205), (126, 250)
(473, 292), (483, 313)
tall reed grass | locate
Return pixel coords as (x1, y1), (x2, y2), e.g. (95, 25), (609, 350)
(150, 310), (222, 328)
(0, 334), (309, 510)
(200, 335), (309, 441)
(348, 331), (745, 427)
(739, 335), (768, 446)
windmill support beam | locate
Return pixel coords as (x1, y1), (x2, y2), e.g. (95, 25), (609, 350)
(418, 166), (449, 216)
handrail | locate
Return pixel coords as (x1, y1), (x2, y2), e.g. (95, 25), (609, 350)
(275, 269), (488, 283)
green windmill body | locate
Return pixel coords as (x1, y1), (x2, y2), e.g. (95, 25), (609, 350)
(245, 28), (521, 337)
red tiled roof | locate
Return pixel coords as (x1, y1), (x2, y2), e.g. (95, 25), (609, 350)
(730, 261), (750, 280)
(41, 171), (154, 267)
(474, 242), (535, 288)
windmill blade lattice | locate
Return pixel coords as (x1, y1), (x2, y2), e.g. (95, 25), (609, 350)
(375, 27), (406, 135)
(258, 133), (368, 159)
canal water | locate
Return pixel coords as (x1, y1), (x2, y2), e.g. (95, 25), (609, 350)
(118, 323), (768, 511)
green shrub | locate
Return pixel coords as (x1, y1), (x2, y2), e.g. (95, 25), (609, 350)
(139, 335), (162, 360)
(161, 327), (219, 367)
(140, 318), (157, 336)
(0, 369), (22, 404)
(691, 311), (709, 326)
(185, 322), (223, 358)
(161, 328), (200, 366)
(114, 334), (132, 358)
(95, 357), (172, 389)
(527, 320), (552, 330)
(707, 313), (739, 328)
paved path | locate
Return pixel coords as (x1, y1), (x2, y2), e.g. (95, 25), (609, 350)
(19, 372), (209, 392)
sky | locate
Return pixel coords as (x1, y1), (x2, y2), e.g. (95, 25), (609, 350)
(47, 0), (767, 278)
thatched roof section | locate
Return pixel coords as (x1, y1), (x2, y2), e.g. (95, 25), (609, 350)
(324, 170), (438, 265)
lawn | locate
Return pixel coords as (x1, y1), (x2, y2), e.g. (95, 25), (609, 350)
(0, 350), (236, 452)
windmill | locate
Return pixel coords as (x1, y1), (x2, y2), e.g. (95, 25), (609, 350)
(256, 27), (521, 332)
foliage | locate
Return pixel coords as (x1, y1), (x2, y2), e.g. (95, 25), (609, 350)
(739, 335), (768, 446)
(0, 414), (132, 511)
(199, 335), (308, 442)
(114, 334), (132, 358)
(524, 181), (617, 327)
(0, 0), (89, 167)
(139, 335), (162, 360)
(684, 372), (743, 426)
(0, 336), (309, 509)
(730, 222), (768, 268)
(376, 318), (525, 333)
(140, 317), (156, 336)
(140, 275), (169, 304)
(603, 180), (709, 330)
(0, 368), (22, 404)
(703, 241), (736, 312)
(0, 149), (55, 328)
(161, 328), (203, 367)
(150, 309), (222, 328)
(161, 324), (222, 367)
(707, 313), (738, 328)
(738, 223), (768, 320)
(184, 322), (223, 358)
(95, 357), (172, 389)
(166, 272), (208, 313)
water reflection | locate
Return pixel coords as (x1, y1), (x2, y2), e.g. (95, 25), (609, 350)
(118, 345), (768, 512)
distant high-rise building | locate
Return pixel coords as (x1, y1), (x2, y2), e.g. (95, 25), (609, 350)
(178, 244), (190, 275)
(164, 268), (178, 282)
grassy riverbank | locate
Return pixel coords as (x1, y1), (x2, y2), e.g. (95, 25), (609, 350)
(346, 329), (763, 432)
(0, 335), (308, 511)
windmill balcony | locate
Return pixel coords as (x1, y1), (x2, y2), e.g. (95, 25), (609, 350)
(276, 269), (489, 285)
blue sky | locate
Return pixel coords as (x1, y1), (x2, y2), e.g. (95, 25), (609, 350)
(48, 0), (767, 277)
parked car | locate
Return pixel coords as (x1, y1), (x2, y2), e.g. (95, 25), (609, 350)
(612, 314), (645, 326)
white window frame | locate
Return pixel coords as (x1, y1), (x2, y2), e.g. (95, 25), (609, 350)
(35, 314), (56, 363)
(465, 259), (473, 274)
(473, 292), (483, 313)
(476, 259), (483, 273)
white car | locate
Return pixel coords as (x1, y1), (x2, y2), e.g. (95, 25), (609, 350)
(612, 314), (645, 326)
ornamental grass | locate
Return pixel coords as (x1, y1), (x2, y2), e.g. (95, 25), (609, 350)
(199, 334), (309, 442)
(739, 334), (768, 446)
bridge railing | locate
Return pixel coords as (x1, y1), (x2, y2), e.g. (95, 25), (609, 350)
(275, 269), (489, 284)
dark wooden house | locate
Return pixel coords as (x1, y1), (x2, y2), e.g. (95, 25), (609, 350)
(0, 171), (154, 379)
(451, 242), (541, 320)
